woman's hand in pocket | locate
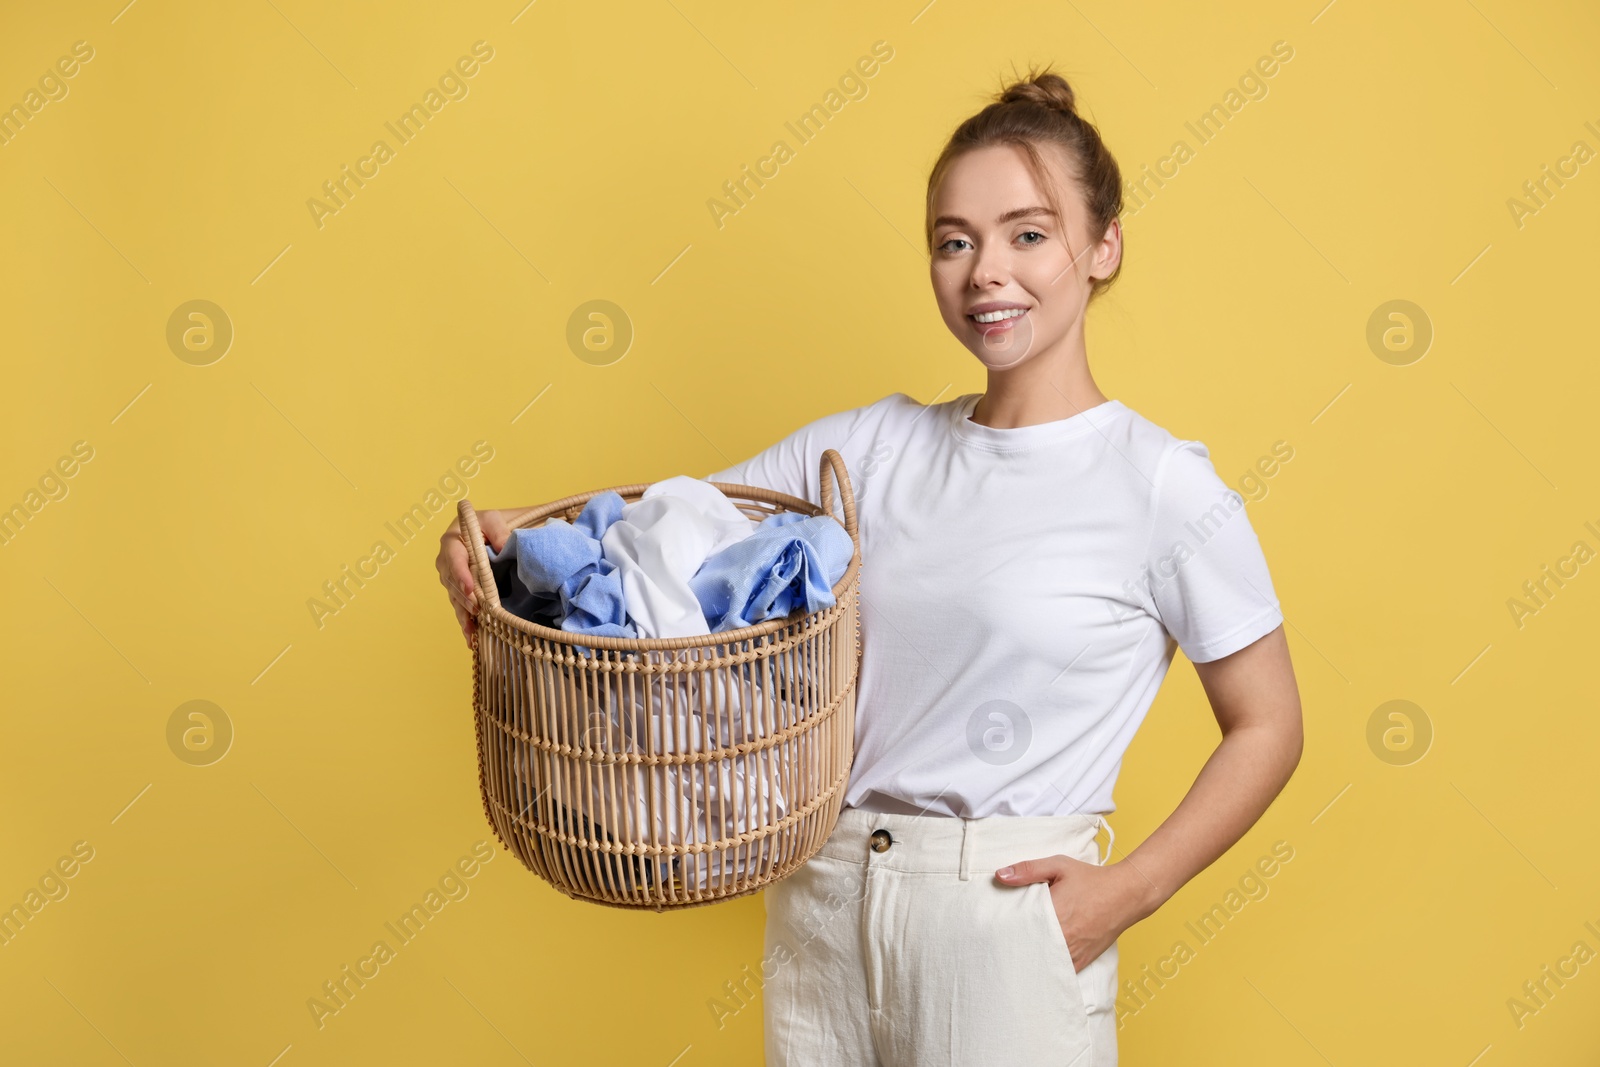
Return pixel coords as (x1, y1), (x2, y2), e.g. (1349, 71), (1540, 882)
(995, 855), (1153, 972)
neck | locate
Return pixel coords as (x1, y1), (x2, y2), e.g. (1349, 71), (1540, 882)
(971, 319), (1109, 429)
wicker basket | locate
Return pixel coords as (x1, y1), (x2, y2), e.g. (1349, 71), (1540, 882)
(456, 449), (861, 911)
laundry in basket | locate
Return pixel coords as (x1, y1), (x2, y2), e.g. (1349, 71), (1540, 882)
(488, 475), (852, 643)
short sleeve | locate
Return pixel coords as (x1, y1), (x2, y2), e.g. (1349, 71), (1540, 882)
(1143, 439), (1284, 663)
(702, 395), (907, 514)
(703, 417), (818, 501)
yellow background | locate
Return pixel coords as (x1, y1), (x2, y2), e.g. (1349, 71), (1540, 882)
(3, 0), (1598, 1063)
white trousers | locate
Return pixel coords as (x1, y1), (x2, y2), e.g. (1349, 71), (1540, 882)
(762, 805), (1119, 1066)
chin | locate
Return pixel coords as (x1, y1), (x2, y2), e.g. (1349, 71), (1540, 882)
(969, 345), (1038, 371)
(965, 315), (1039, 370)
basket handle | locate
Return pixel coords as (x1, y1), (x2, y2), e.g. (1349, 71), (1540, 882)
(456, 499), (504, 632)
(817, 447), (859, 548)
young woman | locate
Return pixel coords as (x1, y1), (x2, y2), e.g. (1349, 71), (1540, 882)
(436, 67), (1303, 1067)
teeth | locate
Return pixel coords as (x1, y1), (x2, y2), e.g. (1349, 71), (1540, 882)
(973, 308), (1026, 323)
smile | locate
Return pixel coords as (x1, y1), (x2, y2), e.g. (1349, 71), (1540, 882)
(970, 308), (1028, 323)
(968, 307), (1029, 337)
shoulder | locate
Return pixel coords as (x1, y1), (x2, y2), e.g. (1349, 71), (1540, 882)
(1112, 403), (1234, 511)
(704, 391), (942, 492)
(845, 390), (941, 423)
(793, 390), (951, 444)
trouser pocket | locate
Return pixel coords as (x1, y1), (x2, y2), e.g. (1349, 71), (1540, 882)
(1025, 877), (1120, 1020)
(1027, 880), (1084, 984)
(1036, 881), (1121, 1022)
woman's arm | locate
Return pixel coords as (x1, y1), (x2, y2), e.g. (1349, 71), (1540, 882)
(1111, 623), (1303, 918)
(996, 624), (1302, 970)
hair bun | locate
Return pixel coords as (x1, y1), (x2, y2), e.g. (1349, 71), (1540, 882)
(998, 71), (1078, 117)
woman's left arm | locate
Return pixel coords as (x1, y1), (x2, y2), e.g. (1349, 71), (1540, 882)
(996, 623), (1303, 969)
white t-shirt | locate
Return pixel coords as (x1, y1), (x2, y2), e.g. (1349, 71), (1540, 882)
(703, 392), (1284, 819)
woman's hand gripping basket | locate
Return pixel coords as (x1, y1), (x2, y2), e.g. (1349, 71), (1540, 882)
(455, 449), (861, 911)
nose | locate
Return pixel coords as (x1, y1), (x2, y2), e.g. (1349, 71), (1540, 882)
(968, 242), (1011, 288)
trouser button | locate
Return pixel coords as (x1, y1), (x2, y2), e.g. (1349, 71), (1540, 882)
(869, 828), (893, 853)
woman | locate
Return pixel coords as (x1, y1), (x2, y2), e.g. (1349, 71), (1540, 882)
(436, 67), (1302, 1066)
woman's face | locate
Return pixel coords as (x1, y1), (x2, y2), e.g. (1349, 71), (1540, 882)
(928, 143), (1119, 371)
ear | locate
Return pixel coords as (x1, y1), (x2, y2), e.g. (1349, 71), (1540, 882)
(1089, 217), (1122, 283)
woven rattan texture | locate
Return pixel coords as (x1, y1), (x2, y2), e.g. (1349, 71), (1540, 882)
(456, 450), (862, 910)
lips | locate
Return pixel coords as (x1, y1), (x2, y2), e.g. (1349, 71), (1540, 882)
(967, 306), (1029, 336)
(967, 301), (1030, 316)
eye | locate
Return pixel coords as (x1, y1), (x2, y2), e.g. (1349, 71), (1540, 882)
(1017, 230), (1047, 246)
(938, 237), (971, 254)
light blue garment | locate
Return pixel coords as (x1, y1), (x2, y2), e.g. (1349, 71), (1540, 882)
(486, 490), (637, 639)
(689, 511), (853, 632)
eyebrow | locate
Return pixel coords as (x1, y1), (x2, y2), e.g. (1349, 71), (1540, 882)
(933, 206), (1057, 229)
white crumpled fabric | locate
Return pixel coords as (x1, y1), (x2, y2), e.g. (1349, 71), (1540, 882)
(599, 475), (757, 639)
